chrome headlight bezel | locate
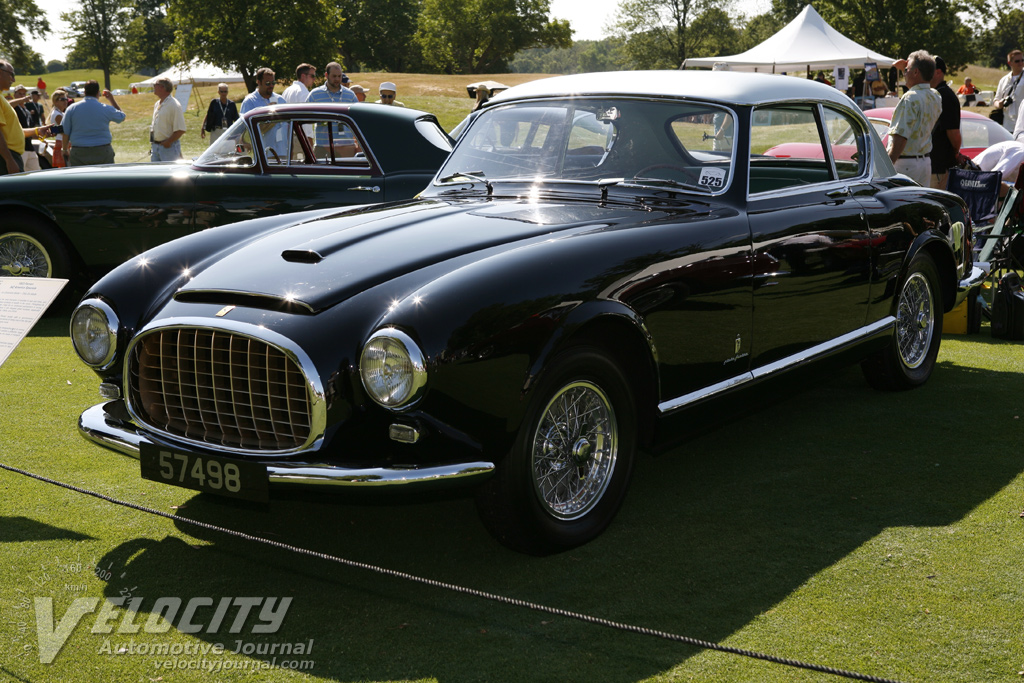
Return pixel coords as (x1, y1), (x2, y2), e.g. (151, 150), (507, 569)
(70, 298), (119, 370)
(359, 328), (427, 410)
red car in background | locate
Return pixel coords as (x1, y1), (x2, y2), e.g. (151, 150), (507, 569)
(765, 107), (1013, 162)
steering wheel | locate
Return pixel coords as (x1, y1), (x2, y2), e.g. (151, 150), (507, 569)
(265, 147), (282, 164)
(633, 163), (700, 185)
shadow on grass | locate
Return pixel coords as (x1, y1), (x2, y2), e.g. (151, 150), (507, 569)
(93, 360), (1024, 682)
(0, 516), (96, 542)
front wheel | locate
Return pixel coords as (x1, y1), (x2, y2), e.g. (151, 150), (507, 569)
(862, 252), (943, 390)
(476, 347), (637, 555)
(0, 217), (72, 280)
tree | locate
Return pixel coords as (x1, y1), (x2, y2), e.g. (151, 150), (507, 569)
(62, 0), (129, 91)
(122, 0), (174, 74)
(975, 8), (1024, 68)
(0, 0), (50, 70)
(510, 39), (626, 74)
(167, 0), (343, 91)
(340, 0), (423, 72)
(608, 0), (732, 70)
(806, 0), (974, 74)
(46, 60), (67, 73)
(416, 0), (571, 74)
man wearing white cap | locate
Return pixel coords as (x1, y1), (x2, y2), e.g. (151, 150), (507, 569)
(376, 82), (405, 107)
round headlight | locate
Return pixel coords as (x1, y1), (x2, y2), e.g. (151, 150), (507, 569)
(359, 329), (427, 409)
(70, 299), (119, 368)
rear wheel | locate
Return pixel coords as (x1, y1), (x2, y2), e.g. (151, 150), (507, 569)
(476, 346), (636, 554)
(0, 217), (72, 280)
(862, 252), (942, 390)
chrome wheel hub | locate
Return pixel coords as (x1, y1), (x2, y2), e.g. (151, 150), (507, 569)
(896, 271), (933, 369)
(0, 233), (51, 278)
(532, 380), (617, 520)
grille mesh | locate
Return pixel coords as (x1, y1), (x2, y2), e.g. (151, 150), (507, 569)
(128, 328), (312, 451)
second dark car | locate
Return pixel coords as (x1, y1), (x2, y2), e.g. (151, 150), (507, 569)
(0, 103), (452, 287)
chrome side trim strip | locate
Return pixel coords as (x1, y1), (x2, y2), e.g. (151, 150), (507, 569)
(79, 402), (494, 489)
(657, 317), (895, 414)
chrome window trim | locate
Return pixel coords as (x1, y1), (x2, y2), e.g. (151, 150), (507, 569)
(658, 317), (894, 414)
(747, 100), (875, 199)
(122, 317), (327, 456)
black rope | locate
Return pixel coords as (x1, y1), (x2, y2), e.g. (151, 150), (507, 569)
(0, 461), (904, 683)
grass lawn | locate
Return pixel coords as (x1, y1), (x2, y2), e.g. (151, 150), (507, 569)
(1, 311), (1023, 682)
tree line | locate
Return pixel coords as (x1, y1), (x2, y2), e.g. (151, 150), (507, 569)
(1, 0), (1021, 90)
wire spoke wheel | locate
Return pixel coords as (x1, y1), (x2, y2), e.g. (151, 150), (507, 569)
(895, 271), (934, 369)
(0, 232), (52, 278)
(532, 380), (617, 520)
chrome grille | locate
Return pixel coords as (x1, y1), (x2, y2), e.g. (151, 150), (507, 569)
(128, 328), (313, 451)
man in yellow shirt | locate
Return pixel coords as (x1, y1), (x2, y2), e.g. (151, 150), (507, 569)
(0, 60), (50, 175)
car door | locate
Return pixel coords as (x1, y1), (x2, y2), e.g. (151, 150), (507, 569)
(746, 103), (874, 369)
(192, 114), (387, 230)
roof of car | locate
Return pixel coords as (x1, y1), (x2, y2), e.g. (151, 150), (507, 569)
(488, 70), (856, 109)
(239, 102), (435, 125)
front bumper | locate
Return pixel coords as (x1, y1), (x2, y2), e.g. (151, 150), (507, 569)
(958, 264), (988, 302)
(79, 402), (495, 489)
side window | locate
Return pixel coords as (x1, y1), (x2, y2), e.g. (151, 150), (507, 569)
(822, 107), (866, 180)
(258, 120), (292, 166)
(310, 120), (370, 167)
(751, 105), (832, 192)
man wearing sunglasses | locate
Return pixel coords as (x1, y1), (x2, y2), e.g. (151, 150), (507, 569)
(240, 67), (285, 115)
(994, 49), (1024, 132)
(376, 81), (405, 107)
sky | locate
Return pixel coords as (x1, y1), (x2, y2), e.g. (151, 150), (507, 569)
(25, 0), (773, 64)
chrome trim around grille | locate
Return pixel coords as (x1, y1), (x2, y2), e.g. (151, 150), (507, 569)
(123, 317), (327, 456)
(657, 316), (895, 414)
(79, 402), (494, 489)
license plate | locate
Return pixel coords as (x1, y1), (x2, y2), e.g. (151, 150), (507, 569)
(139, 444), (269, 502)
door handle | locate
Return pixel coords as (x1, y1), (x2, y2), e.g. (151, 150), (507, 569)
(348, 186), (381, 193)
(826, 187), (851, 198)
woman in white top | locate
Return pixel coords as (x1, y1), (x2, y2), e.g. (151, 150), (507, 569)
(48, 89), (69, 168)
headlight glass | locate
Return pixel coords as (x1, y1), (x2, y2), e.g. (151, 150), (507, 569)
(359, 329), (427, 409)
(70, 299), (119, 368)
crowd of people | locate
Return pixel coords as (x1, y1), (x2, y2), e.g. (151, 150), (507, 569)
(0, 59), (412, 172)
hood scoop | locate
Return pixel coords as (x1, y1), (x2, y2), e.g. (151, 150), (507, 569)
(281, 249), (325, 264)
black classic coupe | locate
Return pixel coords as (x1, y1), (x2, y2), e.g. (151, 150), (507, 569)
(0, 103), (452, 288)
(73, 71), (984, 554)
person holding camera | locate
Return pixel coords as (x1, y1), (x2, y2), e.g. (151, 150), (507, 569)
(994, 49), (1024, 132)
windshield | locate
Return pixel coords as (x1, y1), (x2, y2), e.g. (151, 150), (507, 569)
(195, 118), (256, 167)
(434, 98), (736, 193)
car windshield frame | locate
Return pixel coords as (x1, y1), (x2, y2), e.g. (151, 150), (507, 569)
(432, 96), (738, 196)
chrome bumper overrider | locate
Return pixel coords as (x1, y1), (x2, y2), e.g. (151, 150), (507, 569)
(79, 402), (495, 489)
(958, 264), (988, 296)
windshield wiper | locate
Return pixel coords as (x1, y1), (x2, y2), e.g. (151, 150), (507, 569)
(622, 177), (708, 193)
(437, 170), (492, 194)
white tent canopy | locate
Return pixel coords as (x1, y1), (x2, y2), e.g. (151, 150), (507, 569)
(683, 5), (896, 73)
(131, 61), (244, 89)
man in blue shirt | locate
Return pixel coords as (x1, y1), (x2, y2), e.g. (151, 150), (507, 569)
(305, 62), (357, 105)
(306, 62), (358, 156)
(61, 80), (126, 166)
(240, 67), (285, 114)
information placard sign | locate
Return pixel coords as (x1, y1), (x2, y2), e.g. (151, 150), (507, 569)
(0, 279), (68, 368)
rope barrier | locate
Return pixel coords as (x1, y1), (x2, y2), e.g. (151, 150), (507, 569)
(0, 461), (904, 683)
